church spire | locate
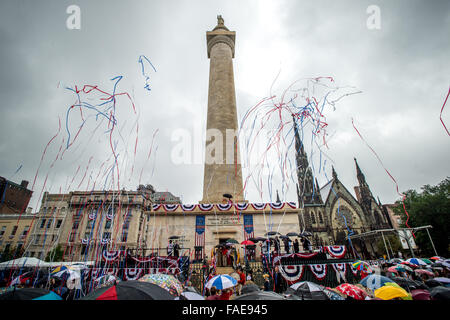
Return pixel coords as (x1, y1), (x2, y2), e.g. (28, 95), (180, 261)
(276, 190), (281, 203)
(332, 165), (337, 180)
(354, 157), (366, 185)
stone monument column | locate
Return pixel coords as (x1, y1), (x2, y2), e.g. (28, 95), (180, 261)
(201, 16), (244, 204)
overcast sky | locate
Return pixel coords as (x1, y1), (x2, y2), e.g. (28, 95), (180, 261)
(0, 0), (449, 210)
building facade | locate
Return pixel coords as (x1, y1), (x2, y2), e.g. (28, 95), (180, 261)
(0, 213), (33, 260)
(0, 177), (33, 214)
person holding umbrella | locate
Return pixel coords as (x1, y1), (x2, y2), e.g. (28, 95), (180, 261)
(293, 238), (300, 253)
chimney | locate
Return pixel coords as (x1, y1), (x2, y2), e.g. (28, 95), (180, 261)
(21, 180), (29, 189)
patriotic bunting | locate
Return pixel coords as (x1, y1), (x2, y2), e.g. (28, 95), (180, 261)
(234, 203), (249, 211)
(163, 204), (179, 211)
(181, 204), (196, 211)
(102, 250), (121, 262)
(349, 263), (359, 276)
(198, 204), (214, 211)
(251, 203), (267, 210)
(279, 265), (304, 284)
(123, 268), (143, 281)
(287, 202), (297, 209)
(152, 204), (161, 211)
(269, 202), (285, 210)
(324, 246), (347, 258)
(309, 264), (327, 280)
(217, 203), (233, 211)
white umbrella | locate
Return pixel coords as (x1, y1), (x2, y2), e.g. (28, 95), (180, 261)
(290, 281), (324, 292)
(205, 274), (237, 290)
(180, 291), (205, 300)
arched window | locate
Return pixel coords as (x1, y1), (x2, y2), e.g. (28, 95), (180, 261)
(311, 212), (316, 224)
(319, 211), (323, 223)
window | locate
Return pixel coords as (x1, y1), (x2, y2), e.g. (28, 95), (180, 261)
(30, 251), (35, 257)
(40, 219), (46, 228)
(123, 216), (131, 230)
(72, 220), (80, 230)
(81, 245), (87, 255)
(56, 220), (62, 229)
(102, 232), (111, 239)
(34, 235), (41, 245)
(46, 219), (52, 229)
(319, 211), (323, 224)
(11, 226), (18, 236)
(69, 232), (76, 242)
(311, 212), (316, 224)
(121, 232), (128, 242)
(105, 220), (111, 229)
(21, 226), (29, 237)
(52, 235), (57, 242)
(0, 226), (6, 236)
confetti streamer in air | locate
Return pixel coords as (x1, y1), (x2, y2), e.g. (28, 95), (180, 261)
(351, 118), (414, 237)
(439, 86), (450, 136)
(138, 55), (157, 92)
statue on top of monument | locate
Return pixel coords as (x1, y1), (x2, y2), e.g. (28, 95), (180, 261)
(217, 15), (224, 25)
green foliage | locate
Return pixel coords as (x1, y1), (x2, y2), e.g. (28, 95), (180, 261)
(375, 235), (402, 256)
(0, 245), (24, 262)
(393, 177), (450, 257)
(45, 244), (64, 262)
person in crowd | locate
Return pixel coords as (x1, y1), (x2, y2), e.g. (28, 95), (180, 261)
(274, 266), (286, 293)
(274, 237), (280, 254)
(246, 270), (253, 282)
(263, 274), (271, 291)
(173, 241), (180, 258)
(293, 238), (300, 253)
(167, 240), (174, 256)
(219, 288), (233, 300)
(206, 286), (221, 300)
(221, 246), (228, 267)
(283, 237), (290, 254)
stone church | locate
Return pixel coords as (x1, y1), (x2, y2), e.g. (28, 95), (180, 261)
(293, 116), (392, 256)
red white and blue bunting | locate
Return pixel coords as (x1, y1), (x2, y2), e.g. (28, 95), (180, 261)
(88, 212), (96, 220)
(279, 265), (304, 284)
(106, 212), (114, 220)
(181, 204), (196, 211)
(349, 263), (359, 276)
(217, 203), (233, 211)
(269, 203), (285, 210)
(102, 250), (121, 262)
(287, 202), (297, 209)
(309, 264), (327, 280)
(81, 238), (91, 244)
(324, 246), (346, 259)
(123, 268), (143, 281)
(331, 263), (347, 283)
(152, 204), (162, 211)
(251, 203), (267, 210)
(235, 203), (249, 211)
(198, 204), (214, 211)
(163, 204), (179, 211)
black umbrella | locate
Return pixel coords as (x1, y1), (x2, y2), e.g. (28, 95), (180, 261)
(299, 231), (312, 237)
(241, 283), (261, 295)
(430, 286), (450, 300)
(0, 287), (51, 300)
(279, 235), (289, 239)
(233, 291), (286, 300)
(286, 281), (329, 300)
(286, 232), (300, 237)
(249, 237), (267, 242)
(425, 279), (443, 288)
(168, 236), (180, 240)
(81, 280), (175, 300)
(265, 231), (281, 236)
(391, 277), (428, 291)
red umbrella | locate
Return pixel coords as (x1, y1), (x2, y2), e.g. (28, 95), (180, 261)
(241, 240), (255, 245)
(411, 289), (431, 300)
(414, 269), (434, 277)
(335, 284), (367, 300)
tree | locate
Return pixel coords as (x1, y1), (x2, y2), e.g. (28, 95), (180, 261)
(375, 235), (402, 257)
(393, 177), (450, 257)
(45, 244), (64, 262)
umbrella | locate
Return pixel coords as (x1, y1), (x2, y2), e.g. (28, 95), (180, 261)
(249, 237), (266, 242)
(388, 258), (404, 264)
(138, 274), (183, 296)
(406, 258), (427, 266)
(430, 286), (450, 300)
(374, 285), (410, 300)
(414, 269), (434, 277)
(352, 261), (373, 273)
(233, 291), (285, 300)
(168, 236), (180, 239)
(9, 271), (34, 287)
(335, 284), (367, 300)
(241, 283), (260, 294)
(32, 291), (63, 300)
(179, 291), (205, 300)
(434, 277), (450, 284)
(421, 258), (432, 265)
(430, 256), (445, 261)
(360, 274), (394, 290)
(289, 281), (329, 300)
(241, 240), (255, 246)
(299, 231), (312, 237)
(323, 287), (346, 300)
(81, 280), (175, 300)
(411, 289), (431, 300)
(94, 274), (117, 287)
(387, 264), (413, 273)
(205, 274), (237, 290)
(391, 276), (427, 291)
(286, 232), (300, 237)
(0, 287), (51, 300)
(425, 279), (443, 288)
(225, 238), (239, 244)
(264, 231), (281, 236)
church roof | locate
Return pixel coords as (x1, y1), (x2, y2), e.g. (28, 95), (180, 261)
(319, 178), (334, 203)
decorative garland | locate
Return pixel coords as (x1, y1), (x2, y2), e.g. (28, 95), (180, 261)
(101, 239), (112, 245)
(251, 203), (267, 210)
(198, 204), (214, 211)
(81, 238), (91, 244)
(287, 202), (297, 209)
(235, 203), (249, 211)
(102, 250), (121, 262)
(163, 204), (179, 211)
(324, 246), (346, 259)
(269, 203), (285, 210)
(331, 263), (347, 283)
(181, 204), (196, 211)
(123, 268), (143, 281)
(152, 204), (162, 211)
(217, 203), (233, 211)
(348, 263), (359, 276)
(88, 212), (96, 220)
(279, 265), (304, 284)
(309, 264), (327, 280)
(106, 212), (114, 220)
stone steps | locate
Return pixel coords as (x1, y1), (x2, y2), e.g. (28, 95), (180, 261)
(215, 266), (234, 275)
